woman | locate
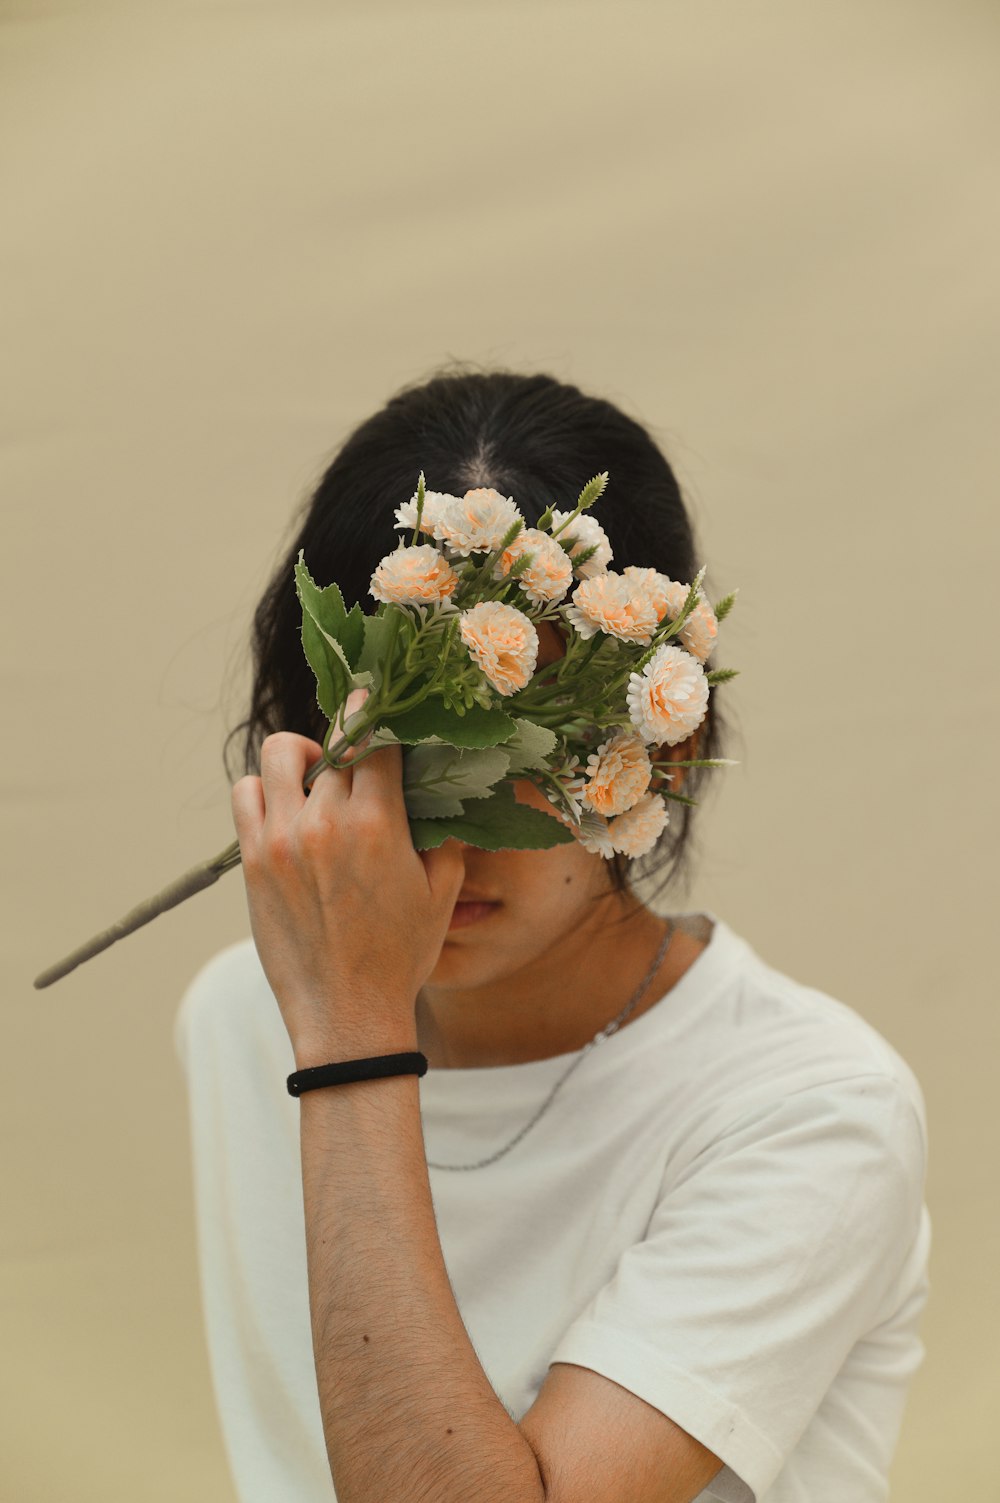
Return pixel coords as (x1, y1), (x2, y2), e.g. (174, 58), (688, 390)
(175, 369), (930, 1503)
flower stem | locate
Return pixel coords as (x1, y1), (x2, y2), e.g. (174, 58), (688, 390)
(33, 838), (243, 989)
(381, 608), (405, 693)
(33, 707), (388, 988)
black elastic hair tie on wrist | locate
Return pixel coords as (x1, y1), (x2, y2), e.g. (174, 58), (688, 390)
(287, 1051), (429, 1096)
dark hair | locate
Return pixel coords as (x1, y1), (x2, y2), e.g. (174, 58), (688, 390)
(224, 365), (733, 910)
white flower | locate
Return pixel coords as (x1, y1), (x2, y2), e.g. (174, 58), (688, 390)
(393, 489), (460, 540)
(626, 643), (710, 746)
(607, 792), (670, 858)
(437, 488), (524, 557)
(549, 510), (613, 578)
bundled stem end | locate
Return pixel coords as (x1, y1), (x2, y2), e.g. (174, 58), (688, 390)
(33, 840), (242, 990)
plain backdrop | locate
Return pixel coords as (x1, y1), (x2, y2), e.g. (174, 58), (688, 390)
(2, 2), (997, 1499)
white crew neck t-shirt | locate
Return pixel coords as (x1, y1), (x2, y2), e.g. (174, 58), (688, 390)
(174, 912), (930, 1503)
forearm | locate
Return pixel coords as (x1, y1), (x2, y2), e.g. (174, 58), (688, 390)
(298, 1067), (547, 1503)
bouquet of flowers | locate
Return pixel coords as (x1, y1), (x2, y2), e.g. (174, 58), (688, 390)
(34, 471), (738, 988)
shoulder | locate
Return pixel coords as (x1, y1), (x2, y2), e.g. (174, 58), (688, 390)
(692, 918), (927, 1146)
(540, 936), (932, 1503)
(630, 918), (929, 1210)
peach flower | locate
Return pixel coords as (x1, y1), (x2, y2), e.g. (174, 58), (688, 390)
(549, 510), (614, 578)
(626, 643), (710, 746)
(581, 732), (653, 818)
(622, 567), (719, 664)
(492, 527), (574, 604)
(459, 600), (539, 697)
(561, 571), (661, 645)
(437, 488), (523, 557)
(393, 489), (460, 540)
(621, 565), (675, 622)
(607, 792), (670, 859)
(369, 543), (460, 606)
(659, 578), (719, 663)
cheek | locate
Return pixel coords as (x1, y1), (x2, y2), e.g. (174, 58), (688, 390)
(507, 780), (604, 898)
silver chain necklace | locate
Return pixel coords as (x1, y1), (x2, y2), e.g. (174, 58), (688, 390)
(425, 917), (676, 1172)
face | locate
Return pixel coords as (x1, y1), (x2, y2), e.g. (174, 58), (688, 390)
(422, 621), (676, 994)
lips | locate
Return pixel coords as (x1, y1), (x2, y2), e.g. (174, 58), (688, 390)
(448, 898), (502, 930)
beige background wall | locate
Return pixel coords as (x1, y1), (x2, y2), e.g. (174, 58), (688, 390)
(2, 2), (996, 1498)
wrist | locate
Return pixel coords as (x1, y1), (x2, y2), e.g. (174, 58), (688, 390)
(292, 1027), (420, 1075)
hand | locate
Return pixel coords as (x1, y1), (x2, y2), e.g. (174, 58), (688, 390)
(230, 689), (466, 1066)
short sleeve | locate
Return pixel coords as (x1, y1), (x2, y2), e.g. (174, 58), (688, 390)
(547, 1072), (928, 1502)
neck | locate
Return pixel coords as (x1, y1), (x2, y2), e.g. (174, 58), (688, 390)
(416, 898), (685, 1070)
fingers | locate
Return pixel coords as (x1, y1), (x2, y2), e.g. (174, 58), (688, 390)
(249, 690), (406, 849)
(298, 695), (361, 831)
(231, 773), (266, 850)
(259, 731), (330, 829)
(330, 688), (372, 768)
(420, 836), (466, 903)
(304, 688), (409, 846)
(345, 716), (405, 811)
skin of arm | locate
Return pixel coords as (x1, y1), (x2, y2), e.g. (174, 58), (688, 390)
(297, 1060), (547, 1503)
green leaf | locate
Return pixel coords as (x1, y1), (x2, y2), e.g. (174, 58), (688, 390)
(299, 615), (354, 721)
(402, 744), (511, 818)
(295, 553), (372, 719)
(576, 471), (609, 512)
(411, 470), (426, 545)
(409, 781), (575, 852)
(341, 602), (366, 670)
(386, 698), (518, 749)
(506, 551), (535, 578)
(501, 718), (559, 776)
(705, 667), (740, 685)
(664, 757), (740, 768)
(497, 517), (525, 550)
(295, 552), (349, 641)
(357, 610), (400, 684)
(566, 540), (600, 568)
(713, 589), (739, 622)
